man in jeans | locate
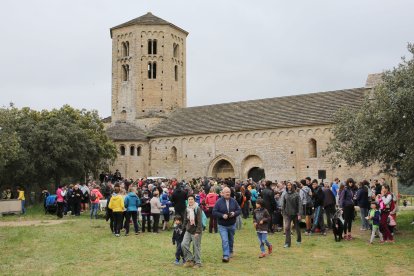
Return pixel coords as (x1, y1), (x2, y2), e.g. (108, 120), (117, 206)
(212, 187), (241, 263)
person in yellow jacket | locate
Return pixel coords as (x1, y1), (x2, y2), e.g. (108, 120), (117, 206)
(17, 186), (26, 215)
(108, 184), (125, 237)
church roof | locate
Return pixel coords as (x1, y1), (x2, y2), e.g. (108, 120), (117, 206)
(110, 12), (188, 38)
(106, 122), (148, 141)
(148, 87), (369, 138)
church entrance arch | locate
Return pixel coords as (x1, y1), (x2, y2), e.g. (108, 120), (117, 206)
(212, 160), (235, 179)
(208, 155), (236, 179)
(241, 155), (265, 180)
(248, 167), (265, 182)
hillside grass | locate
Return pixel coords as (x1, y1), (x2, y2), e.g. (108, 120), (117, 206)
(0, 206), (413, 276)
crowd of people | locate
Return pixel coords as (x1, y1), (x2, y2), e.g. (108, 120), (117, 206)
(1, 175), (404, 269)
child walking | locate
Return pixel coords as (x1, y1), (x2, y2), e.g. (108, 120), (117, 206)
(366, 202), (384, 244)
(253, 199), (272, 258)
(172, 215), (186, 265)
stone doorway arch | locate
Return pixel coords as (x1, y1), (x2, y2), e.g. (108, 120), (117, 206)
(208, 155), (236, 179)
(248, 167), (266, 182)
(241, 155), (264, 180)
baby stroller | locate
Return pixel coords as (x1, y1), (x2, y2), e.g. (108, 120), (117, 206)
(45, 195), (57, 214)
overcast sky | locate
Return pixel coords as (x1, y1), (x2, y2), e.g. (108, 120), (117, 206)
(0, 0), (413, 118)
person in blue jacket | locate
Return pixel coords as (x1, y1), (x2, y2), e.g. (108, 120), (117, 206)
(161, 189), (172, 231)
(124, 187), (141, 235)
(212, 187), (241, 263)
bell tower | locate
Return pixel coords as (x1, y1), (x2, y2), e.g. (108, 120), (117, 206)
(110, 12), (188, 130)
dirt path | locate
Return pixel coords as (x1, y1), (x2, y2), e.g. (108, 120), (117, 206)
(0, 220), (67, 227)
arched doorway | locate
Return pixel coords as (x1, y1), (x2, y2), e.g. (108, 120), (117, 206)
(248, 167), (265, 182)
(212, 159), (235, 179)
(241, 155), (264, 180)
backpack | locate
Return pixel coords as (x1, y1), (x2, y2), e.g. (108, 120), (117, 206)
(90, 192), (97, 202)
(301, 187), (313, 207)
(194, 206), (207, 228)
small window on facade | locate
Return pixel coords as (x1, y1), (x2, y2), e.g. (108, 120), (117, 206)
(130, 145), (135, 156)
(309, 138), (317, 158)
(173, 43), (179, 58)
(120, 145), (126, 156)
(148, 62), (156, 79)
(171, 146), (177, 162)
(122, 41), (129, 57)
(148, 39), (157, 55)
(137, 146), (142, 156)
(174, 65), (178, 81)
(122, 65), (129, 81)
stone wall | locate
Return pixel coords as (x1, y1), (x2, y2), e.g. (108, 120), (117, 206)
(111, 124), (383, 183)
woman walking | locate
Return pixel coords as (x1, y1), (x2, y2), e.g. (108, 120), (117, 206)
(340, 178), (355, 240)
(182, 195), (203, 268)
(282, 182), (302, 248)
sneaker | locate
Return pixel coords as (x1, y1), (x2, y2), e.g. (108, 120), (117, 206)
(296, 241), (301, 245)
(183, 261), (194, 268)
(222, 257), (229, 263)
(259, 253), (266, 258)
(322, 232), (327, 236)
(268, 244), (273, 254)
(283, 244), (290, 248)
(173, 260), (180, 265)
(304, 231), (309, 236)
(125, 233), (129, 236)
(115, 234), (120, 237)
(135, 232), (139, 235)
(193, 264), (202, 269)
(379, 240), (385, 244)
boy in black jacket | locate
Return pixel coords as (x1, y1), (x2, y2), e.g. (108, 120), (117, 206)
(172, 216), (186, 265)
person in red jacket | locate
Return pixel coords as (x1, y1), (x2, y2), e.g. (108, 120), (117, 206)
(205, 187), (219, 233)
(90, 185), (103, 219)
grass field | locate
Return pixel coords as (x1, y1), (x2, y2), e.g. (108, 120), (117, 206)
(0, 206), (413, 276)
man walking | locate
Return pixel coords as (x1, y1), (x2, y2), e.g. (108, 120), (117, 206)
(261, 181), (276, 233)
(213, 187), (241, 263)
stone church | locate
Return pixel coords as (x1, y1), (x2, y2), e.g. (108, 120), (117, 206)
(105, 12), (382, 183)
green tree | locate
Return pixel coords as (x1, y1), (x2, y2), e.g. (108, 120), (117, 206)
(326, 43), (414, 186)
(0, 105), (117, 188)
(0, 106), (23, 174)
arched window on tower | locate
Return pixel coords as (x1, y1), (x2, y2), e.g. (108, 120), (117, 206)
(120, 145), (126, 156)
(130, 145), (135, 156)
(122, 41), (129, 57)
(122, 64), (129, 81)
(174, 65), (178, 81)
(308, 138), (317, 158)
(148, 62), (156, 79)
(148, 39), (157, 55)
(137, 146), (142, 156)
(171, 146), (177, 162)
(173, 43), (179, 58)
